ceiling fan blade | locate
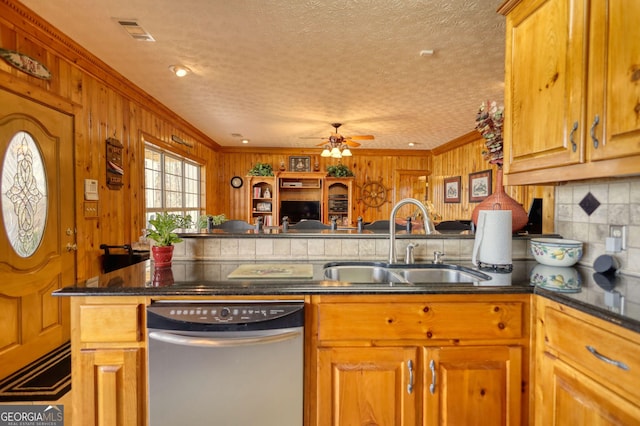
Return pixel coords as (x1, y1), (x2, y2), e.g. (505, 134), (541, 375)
(347, 135), (375, 140)
(345, 140), (361, 147)
(315, 141), (329, 146)
(300, 136), (326, 139)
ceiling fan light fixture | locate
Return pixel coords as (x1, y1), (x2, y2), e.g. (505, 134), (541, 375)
(330, 147), (342, 158)
(341, 147), (352, 156)
(321, 148), (331, 157)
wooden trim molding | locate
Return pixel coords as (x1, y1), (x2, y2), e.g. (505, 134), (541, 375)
(497, 0), (522, 16)
(430, 130), (480, 156)
(0, 0), (221, 150)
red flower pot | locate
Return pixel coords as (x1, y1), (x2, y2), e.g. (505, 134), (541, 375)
(151, 245), (174, 268)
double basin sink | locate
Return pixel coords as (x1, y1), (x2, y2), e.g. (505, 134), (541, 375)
(323, 261), (492, 285)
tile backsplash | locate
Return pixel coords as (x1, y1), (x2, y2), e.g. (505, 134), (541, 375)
(555, 176), (640, 276)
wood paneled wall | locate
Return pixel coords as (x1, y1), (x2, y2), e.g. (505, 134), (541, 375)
(429, 131), (554, 232)
(0, 0), (553, 283)
(215, 148), (431, 224)
(0, 0), (219, 280)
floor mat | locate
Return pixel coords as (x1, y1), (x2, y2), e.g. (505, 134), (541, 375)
(0, 341), (71, 402)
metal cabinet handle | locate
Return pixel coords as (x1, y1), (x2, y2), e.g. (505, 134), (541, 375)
(407, 360), (414, 394)
(586, 345), (630, 371)
(590, 115), (600, 148)
(149, 327), (302, 348)
(429, 359), (437, 394)
(66, 243), (78, 251)
(569, 121), (578, 152)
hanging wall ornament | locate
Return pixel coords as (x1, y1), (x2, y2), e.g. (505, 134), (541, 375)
(0, 48), (51, 80)
(358, 178), (390, 210)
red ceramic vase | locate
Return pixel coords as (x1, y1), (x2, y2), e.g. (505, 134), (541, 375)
(471, 168), (528, 233)
(151, 245), (174, 268)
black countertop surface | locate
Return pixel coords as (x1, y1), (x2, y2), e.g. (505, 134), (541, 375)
(54, 259), (640, 333)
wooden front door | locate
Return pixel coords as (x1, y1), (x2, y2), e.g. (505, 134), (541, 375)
(0, 89), (74, 378)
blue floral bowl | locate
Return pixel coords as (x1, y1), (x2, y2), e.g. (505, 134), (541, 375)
(530, 238), (583, 267)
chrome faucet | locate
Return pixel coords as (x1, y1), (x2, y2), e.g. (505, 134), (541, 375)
(388, 198), (435, 263)
(405, 243), (418, 264)
(433, 251), (445, 264)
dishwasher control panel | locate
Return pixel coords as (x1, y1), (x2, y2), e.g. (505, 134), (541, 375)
(148, 301), (304, 324)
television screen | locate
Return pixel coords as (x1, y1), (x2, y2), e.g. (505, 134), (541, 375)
(280, 200), (320, 224)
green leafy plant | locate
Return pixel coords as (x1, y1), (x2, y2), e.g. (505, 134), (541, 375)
(146, 212), (192, 246)
(247, 162), (274, 176)
(326, 164), (354, 177)
(197, 214), (227, 229)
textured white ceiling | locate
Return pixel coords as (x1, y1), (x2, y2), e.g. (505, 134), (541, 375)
(20, 0), (506, 151)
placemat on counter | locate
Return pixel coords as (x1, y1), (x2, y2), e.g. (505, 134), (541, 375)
(227, 263), (313, 279)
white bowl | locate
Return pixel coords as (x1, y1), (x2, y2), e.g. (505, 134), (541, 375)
(530, 264), (581, 292)
(530, 238), (583, 267)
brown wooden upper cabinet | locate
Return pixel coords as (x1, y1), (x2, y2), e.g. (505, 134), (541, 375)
(501, 0), (640, 185)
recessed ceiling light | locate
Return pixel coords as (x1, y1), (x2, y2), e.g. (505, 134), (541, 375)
(408, 142), (415, 147)
(169, 65), (191, 77)
(242, 139), (249, 144)
(419, 49), (434, 56)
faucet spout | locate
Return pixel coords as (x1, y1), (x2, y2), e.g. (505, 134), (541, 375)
(388, 198), (435, 263)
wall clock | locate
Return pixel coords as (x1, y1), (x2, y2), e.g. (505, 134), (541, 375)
(230, 176), (243, 188)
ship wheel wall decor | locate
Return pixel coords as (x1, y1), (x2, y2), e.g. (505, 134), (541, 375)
(359, 178), (390, 210)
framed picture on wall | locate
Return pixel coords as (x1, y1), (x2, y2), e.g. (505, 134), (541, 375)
(289, 156), (311, 172)
(444, 176), (461, 203)
(468, 169), (492, 202)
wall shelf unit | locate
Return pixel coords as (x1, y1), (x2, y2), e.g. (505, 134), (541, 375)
(246, 173), (357, 226)
(323, 178), (354, 226)
(247, 176), (276, 226)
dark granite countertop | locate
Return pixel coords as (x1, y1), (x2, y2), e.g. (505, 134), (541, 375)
(54, 259), (640, 334)
(177, 229), (559, 239)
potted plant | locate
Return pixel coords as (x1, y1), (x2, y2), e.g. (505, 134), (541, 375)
(247, 162), (274, 176)
(326, 163), (354, 177)
(146, 212), (192, 267)
(197, 213), (227, 229)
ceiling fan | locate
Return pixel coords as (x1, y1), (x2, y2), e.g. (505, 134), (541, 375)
(301, 123), (375, 148)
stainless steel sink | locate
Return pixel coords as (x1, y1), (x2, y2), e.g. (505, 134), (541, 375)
(322, 262), (405, 283)
(323, 262), (490, 284)
(388, 264), (490, 283)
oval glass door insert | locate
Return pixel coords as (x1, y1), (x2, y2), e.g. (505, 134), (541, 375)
(2, 131), (48, 257)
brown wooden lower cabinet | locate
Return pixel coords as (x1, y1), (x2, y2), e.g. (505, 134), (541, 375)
(310, 294), (530, 425)
(534, 298), (640, 426)
(315, 344), (523, 426)
(71, 297), (147, 426)
(317, 347), (418, 425)
(68, 293), (640, 425)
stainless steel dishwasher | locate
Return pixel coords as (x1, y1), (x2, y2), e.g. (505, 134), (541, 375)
(147, 299), (304, 426)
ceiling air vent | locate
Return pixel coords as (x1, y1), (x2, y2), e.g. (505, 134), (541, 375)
(115, 19), (155, 42)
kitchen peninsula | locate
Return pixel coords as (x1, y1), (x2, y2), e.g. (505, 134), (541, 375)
(56, 228), (640, 425)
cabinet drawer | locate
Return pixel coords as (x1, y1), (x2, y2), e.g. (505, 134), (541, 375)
(79, 304), (142, 343)
(317, 301), (524, 341)
(544, 307), (640, 399)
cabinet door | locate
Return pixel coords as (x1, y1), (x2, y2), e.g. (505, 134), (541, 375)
(423, 346), (523, 426)
(536, 352), (640, 425)
(504, 0), (587, 174)
(75, 348), (145, 426)
(587, 0), (640, 163)
(317, 347), (418, 426)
